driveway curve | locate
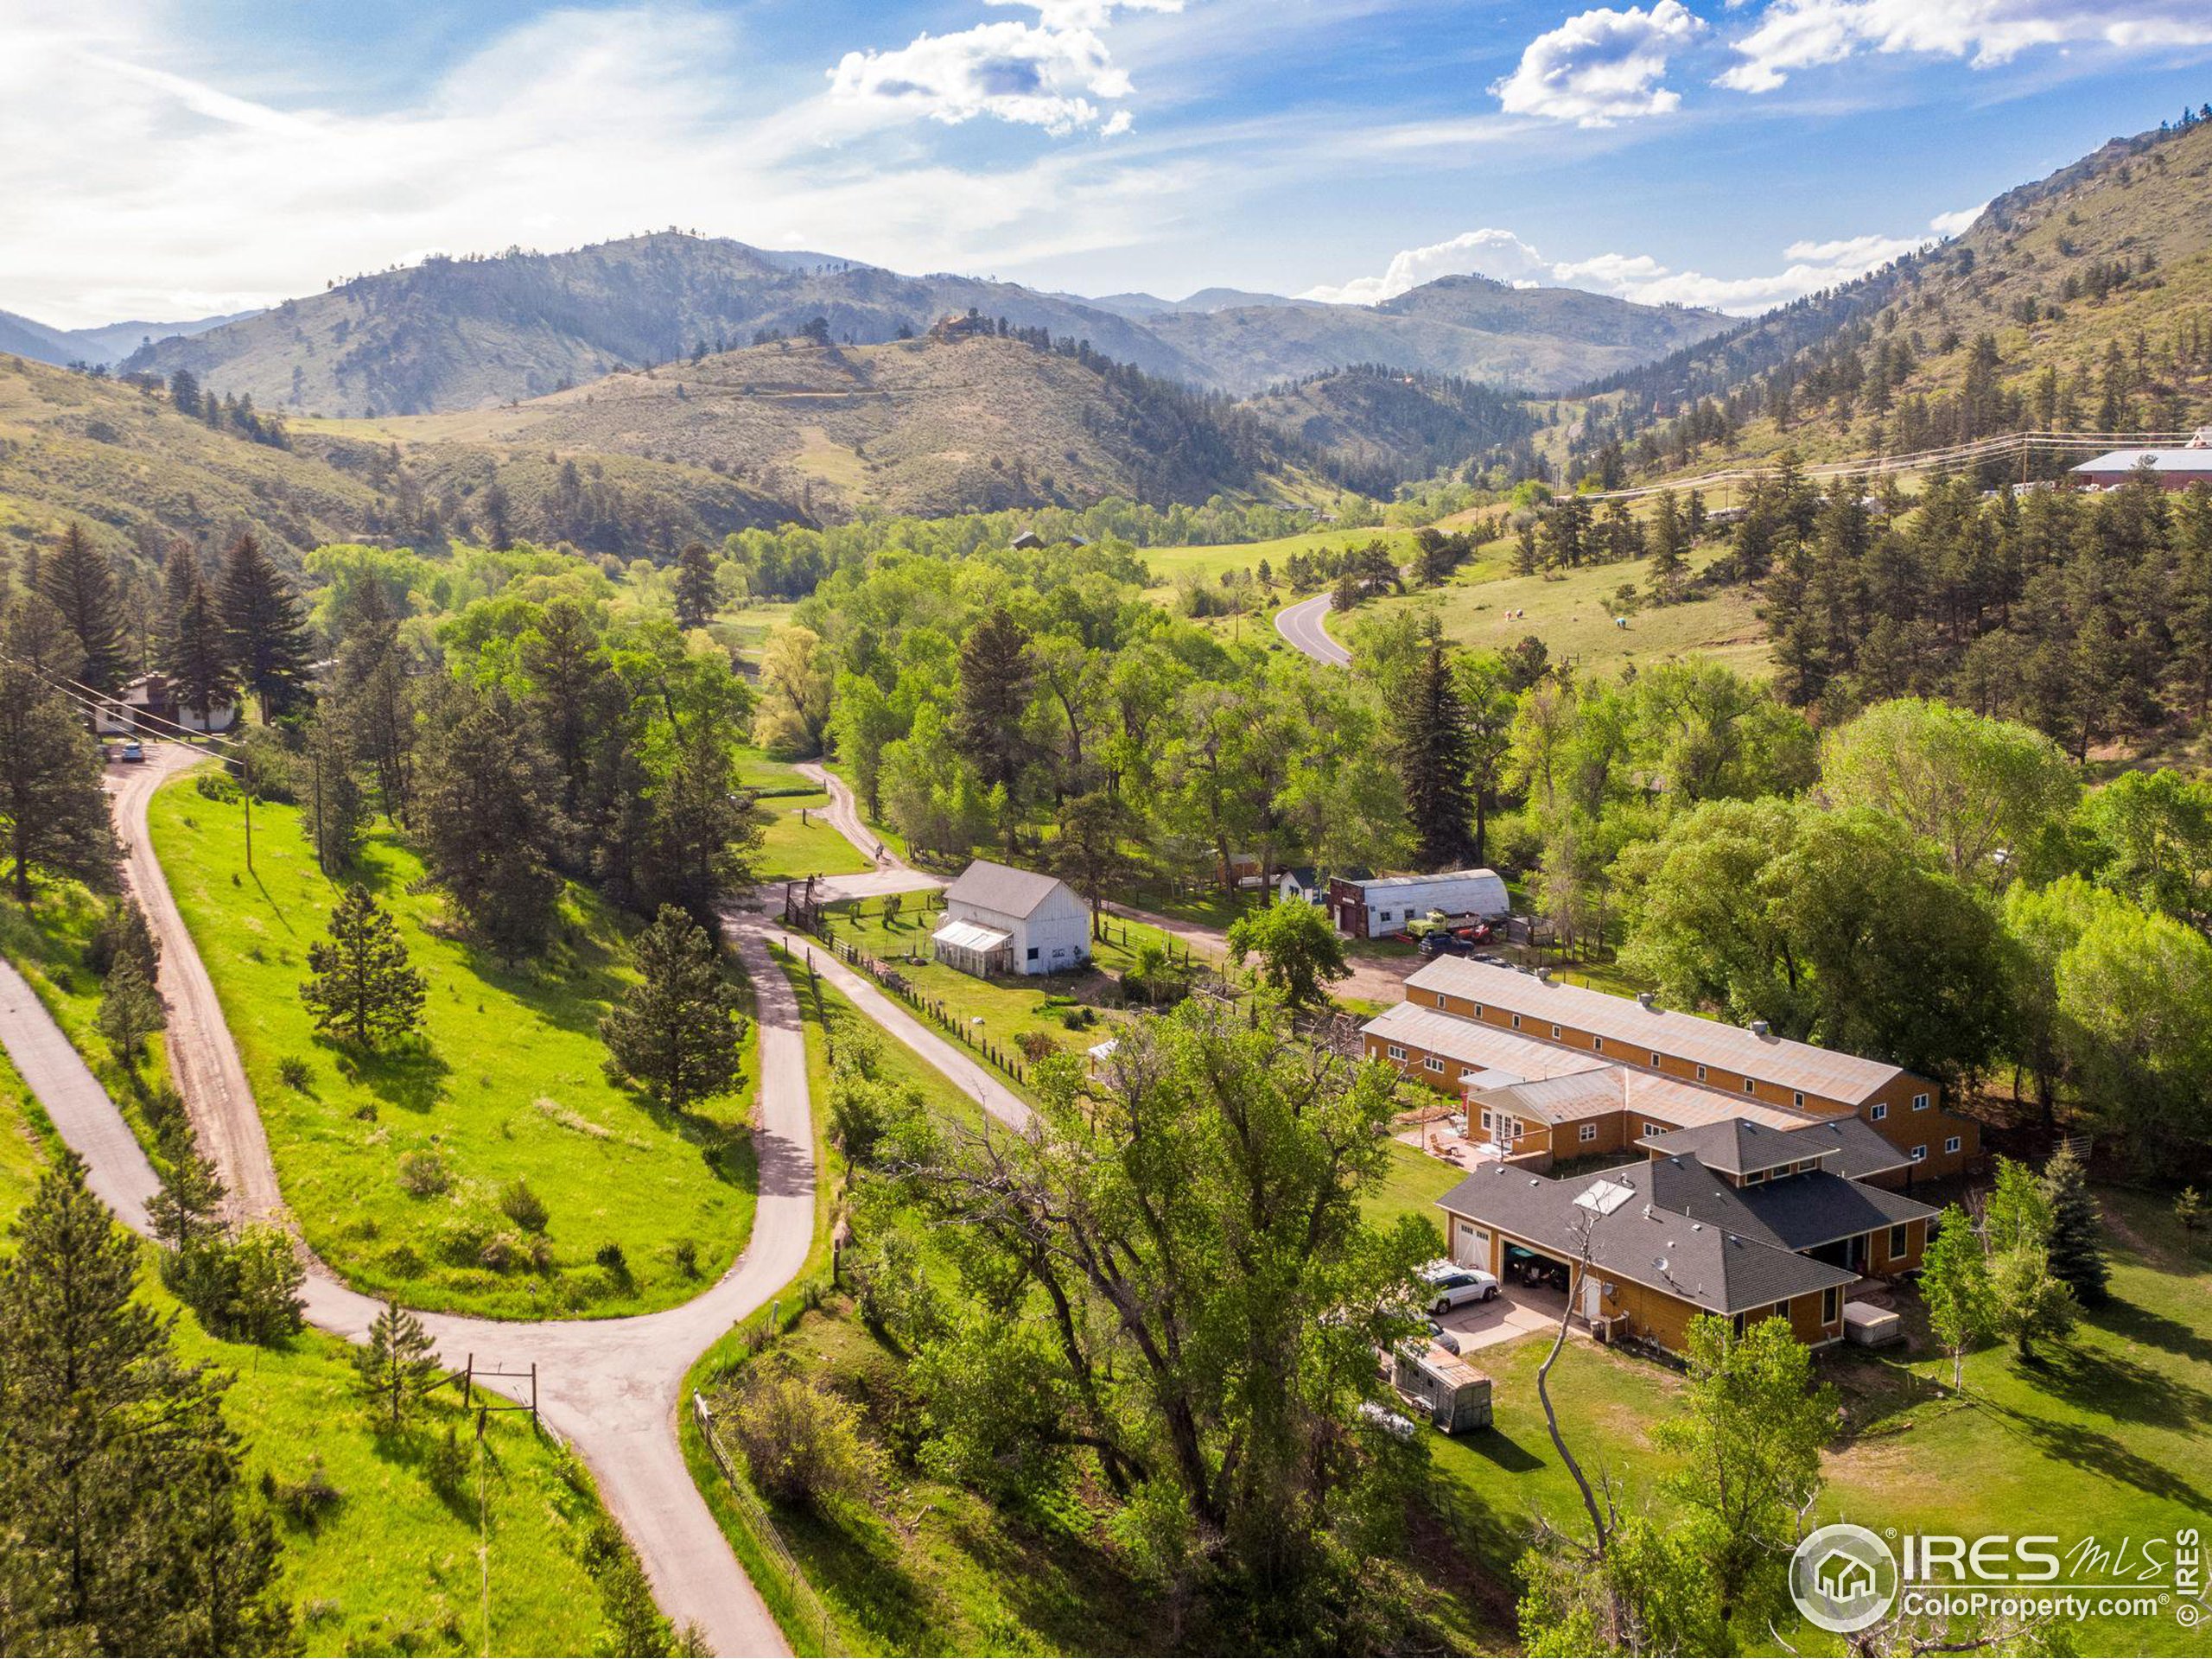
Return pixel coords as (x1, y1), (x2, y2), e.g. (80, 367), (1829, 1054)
(7, 744), (816, 1656)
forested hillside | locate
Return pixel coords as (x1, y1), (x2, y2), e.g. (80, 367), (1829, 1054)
(1567, 107), (2212, 484)
(0, 353), (789, 596)
(1243, 364), (1544, 494)
(321, 326), (1323, 518)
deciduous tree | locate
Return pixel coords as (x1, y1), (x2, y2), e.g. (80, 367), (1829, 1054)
(1227, 898), (1349, 1012)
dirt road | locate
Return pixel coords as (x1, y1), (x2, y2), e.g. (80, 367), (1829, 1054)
(16, 744), (816, 1656)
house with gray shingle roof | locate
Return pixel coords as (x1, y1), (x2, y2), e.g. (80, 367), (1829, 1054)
(933, 859), (1091, 977)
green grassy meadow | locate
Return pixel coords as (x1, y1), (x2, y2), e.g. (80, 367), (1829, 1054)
(757, 792), (873, 880)
(0, 957), (628, 1657)
(145, 773), (757, 1318)
(1138, 524), (1421, 600)
(1355, 545), (1770, 679)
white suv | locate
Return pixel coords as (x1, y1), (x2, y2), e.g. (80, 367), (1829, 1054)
(1419, 1260), (1502, 1313)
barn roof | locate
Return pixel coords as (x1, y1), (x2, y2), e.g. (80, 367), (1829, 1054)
(944, 858), (1072, 919)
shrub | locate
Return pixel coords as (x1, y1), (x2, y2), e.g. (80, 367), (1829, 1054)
(726, 1363), (887, 1513)
(277, 1055), (315, 1091)
(425, 1427), (474, 1505)
(1015, 1030), (1058, 1064)
(499, 1178), (549, 1234)
(397, 1149), (451, 1198)
(262, 1459), (345, 1534)
(672, 1238), (700, 1279)
(594, 1242), (628, 1277)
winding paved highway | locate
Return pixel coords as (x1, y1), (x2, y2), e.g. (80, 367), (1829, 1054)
(1274, 593), (1351, 667)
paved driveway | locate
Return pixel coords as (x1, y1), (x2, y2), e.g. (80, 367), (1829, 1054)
(1433, 1282), (1565, 1352)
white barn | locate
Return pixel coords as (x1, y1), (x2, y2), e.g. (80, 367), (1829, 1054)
(932, 860), (1092, 977)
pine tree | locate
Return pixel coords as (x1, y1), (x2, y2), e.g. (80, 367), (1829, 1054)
(0, 655), (118, 903)
(160, 551), (238, 726)
(352, 1300), (439, 1433)
(6, 588), (87, 686)
(635, 725), (764, 930)
(601, 906), (747, 1110)
(2039, 1144), (2110, 1308)
(0, 1153), (292, 1654)
(99, 951), (165, 1065)
(219, 532), (312, 721)
(952, 607), (1037, 836)
(300, 709), (367, 874)
(672, 541), (719, 629)
(1393, 632), (1475, 869)
(1645, 489), (1688, 606)
(37, 523), (130, 691)
(300, 884), (426, 1050)
(415, 683), (570, 959)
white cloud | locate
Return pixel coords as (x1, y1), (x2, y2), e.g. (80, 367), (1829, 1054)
(1303, 210), (1968, 315)
(1300, 228), (1553, 304)
(0, 3), (1201, 327)
(829, 0), (1179, 135)
(1491, 0), (1706, 128)
(1719, 0), (2212, 93)
(1928, 200), (1987, 237)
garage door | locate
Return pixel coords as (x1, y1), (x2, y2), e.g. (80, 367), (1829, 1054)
(1453, 1219), (1491, 1269)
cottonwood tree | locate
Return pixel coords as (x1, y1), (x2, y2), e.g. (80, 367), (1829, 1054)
(353, 1300), (440, 1433)
(1226, 899), (1348, 1012)
(219, 533), (312, 720)
(0, 653), (118, 903)
(752, 625), (834, 759)
(301, 884), (426, 1050)
(0, 1154), (293, 1655)
(880, 1004), (1433, 1633)
(1654, 1314), (1839, 1626)
(1819, 698), (2079, 886)
(600, 906), (747, 1110)
(37, 523), (130, 691)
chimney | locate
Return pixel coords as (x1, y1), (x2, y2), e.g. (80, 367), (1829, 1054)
(1750, 1019), (1770, 1037)
(1637, 991), (1655, 1009)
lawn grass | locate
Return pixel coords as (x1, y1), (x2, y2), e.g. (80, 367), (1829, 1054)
(756, 792), (873, 881)
(824, 896), (1198, 1071)
(736, 745), (815, 795)
(145, 773), (757, 1319)
(0, 980), (626, 1658)
(1427, 1184), (2212, 1656)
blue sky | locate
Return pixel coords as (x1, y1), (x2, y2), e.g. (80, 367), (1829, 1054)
(3, 0), (2209, 327)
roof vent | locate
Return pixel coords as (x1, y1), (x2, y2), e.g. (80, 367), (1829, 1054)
(1535, 967), (1552, 983)
(1750, 1019), (1770, 1037)
(1637, 991), (1655, 1009)
(1691, 1222), (1703, 1232)
(1642, 1204), (1653, 1220)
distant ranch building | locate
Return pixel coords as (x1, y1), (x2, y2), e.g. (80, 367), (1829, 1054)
(1328, 868), (1510, 939)
(2070, 432), (2212, 491)
(932, 859), (1091, 977)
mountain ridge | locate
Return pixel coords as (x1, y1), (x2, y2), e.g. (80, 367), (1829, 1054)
(111, 230), (1731, 413)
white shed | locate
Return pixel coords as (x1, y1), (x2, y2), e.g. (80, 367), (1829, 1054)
(933, 860), (1092, 977)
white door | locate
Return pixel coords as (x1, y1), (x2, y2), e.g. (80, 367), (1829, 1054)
(1581, 1276), (1603, 1321)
